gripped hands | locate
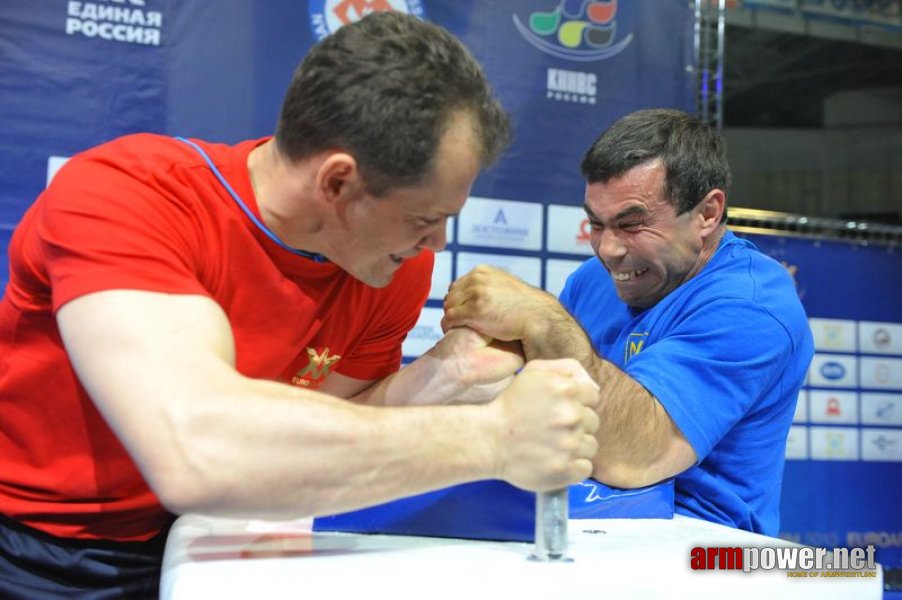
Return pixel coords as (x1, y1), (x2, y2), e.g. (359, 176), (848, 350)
(487, 358), (600, 492)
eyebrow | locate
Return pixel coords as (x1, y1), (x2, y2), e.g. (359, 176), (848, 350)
(613, 205), (649, 221)
(583, 203), (649, 222)
(417, 210), (459, 220)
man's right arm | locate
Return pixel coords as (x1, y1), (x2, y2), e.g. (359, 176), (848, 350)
(346, 327), (526, 407)
(56, 289), (600, 520)
(443, 265), (696, 489)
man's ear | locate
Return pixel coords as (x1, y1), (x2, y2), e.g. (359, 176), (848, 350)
(696, 189), (725, 236)
(314, 151), (364, 207)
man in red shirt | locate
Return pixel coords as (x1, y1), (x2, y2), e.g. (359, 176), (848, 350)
(0, 11), (599, 598)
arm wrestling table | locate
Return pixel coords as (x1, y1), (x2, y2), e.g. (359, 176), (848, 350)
(160, 513), (883, 599)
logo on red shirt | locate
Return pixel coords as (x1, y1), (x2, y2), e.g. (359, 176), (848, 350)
(292, 347), (342, 387)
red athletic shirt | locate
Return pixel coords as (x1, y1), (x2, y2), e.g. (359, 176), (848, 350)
(0, 133), (433, 541)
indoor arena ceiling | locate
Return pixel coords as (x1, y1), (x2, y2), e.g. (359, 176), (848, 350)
(722, 16), (902, 127)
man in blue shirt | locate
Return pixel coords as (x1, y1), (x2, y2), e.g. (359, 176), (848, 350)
(443, 109), (814, 535)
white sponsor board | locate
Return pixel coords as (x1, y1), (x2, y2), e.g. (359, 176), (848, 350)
(809, 426), (859, 461)
(428, 252), (452, 301)
(858, 321), (902, 355)
(457, 196), (543, 250)
(544, 259), (584, 297)
(402, 307), (443, 358)
(808, 390), (858, 425)
(445, 217), (455, 245)
(808, 318), (857, 352)
(792, 390), (808, 424)
(546, 204), (594, 256)
(860, 392), (902, 426)
(47, 156), (70, 186)
(808, 354), (857, 388)
(861, 428), (902, 462)
(456, 252), (542, 288)
(860, 357), (902, 390)
(785, 425), (808, 460)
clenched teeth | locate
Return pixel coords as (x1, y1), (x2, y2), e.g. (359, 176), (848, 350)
(613, 268), (649, 282)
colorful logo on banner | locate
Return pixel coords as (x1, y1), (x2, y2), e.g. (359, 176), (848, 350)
(873, 328), (891, 349)
(309, 0), (426, 40)
(820, 361), (847, 381)
(512, 0), (633, 62)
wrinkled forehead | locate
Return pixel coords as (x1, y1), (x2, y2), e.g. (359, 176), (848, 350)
(583, 162), (672, 217)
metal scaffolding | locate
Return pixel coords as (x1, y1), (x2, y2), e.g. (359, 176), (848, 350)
(694, 0), (726, 130)
(728, 207), (902, 248)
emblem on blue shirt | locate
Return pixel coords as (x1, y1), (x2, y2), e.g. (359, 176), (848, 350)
(624, 332), (649, 363)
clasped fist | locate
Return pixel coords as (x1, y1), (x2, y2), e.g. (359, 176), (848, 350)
(491, 358), (600, 491)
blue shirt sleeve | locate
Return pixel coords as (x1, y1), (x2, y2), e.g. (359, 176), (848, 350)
(624, 298), (796, 461)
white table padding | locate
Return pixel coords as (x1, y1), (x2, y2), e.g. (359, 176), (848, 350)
(160, 513), (883, 599)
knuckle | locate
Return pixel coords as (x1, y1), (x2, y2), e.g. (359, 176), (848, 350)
(575, 459), (593, 480)
(552, 455), (571, 476)
(558, 434), (578, 455)
(560, 403), (581, 427)
(543, 374), (571, 397)
(585, 410), (600, 433)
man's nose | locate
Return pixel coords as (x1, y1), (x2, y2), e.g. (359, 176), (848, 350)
(593, 228), (626, 261)
(419, 220), (448, 252)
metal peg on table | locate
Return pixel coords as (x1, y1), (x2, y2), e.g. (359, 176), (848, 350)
(531, 487), (570, 562)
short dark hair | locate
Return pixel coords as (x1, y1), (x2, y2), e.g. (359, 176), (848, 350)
(580, 109), (731, 220)
(275, 12), (510, 195)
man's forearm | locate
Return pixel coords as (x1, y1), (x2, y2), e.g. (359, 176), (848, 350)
(522, 306), (596, 368)
(153, 373), (500, 519)
(354, 327), (524, 407)
(522, 316), (695, 488)
(351, 352), (463, 407)
(152, 358), (601, 518)
(589, 359), (695, 488)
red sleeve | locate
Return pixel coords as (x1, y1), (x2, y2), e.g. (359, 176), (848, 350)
(36, 137), (209, 312)
(334, 251), (434, 381)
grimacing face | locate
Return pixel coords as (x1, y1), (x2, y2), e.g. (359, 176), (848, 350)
(333, 113), (481, 288)
(584, 161), (709, 308)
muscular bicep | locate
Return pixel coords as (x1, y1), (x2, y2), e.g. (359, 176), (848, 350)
(56, 289), (238, 477)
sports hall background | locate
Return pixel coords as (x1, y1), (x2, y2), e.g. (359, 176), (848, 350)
(1, 0), (899, 591)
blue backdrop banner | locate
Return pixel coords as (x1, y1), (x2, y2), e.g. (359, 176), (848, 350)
(0, 0), (695, 283)
(740, 233), (902, 572)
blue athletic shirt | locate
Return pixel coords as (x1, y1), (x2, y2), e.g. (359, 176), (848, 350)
(559, 230), (814, 536)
